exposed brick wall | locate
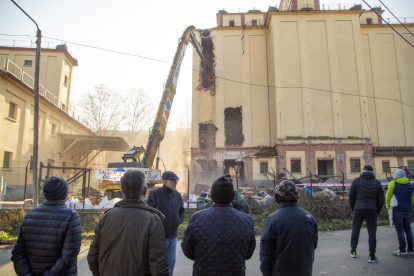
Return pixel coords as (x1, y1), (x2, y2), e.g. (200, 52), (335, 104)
(314, 0), (320, 10)
(241, 14), (245, 26)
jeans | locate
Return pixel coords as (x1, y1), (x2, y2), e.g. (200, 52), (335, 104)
(393, 211), (413, 253)
(350, 209), (378, 256)
(166, 238), (177, 276)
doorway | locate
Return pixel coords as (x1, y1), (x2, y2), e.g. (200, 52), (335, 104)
(317, 160), (334, 181)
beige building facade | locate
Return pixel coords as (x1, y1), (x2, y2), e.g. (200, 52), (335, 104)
(191, 0), (414, 190)
(0, 46), (110, 200)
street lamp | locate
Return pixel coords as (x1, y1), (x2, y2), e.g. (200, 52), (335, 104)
(11, 0), (41, 207)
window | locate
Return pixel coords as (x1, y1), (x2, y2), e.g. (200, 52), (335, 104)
(229, 20), (235, 27)
(64, 75), (68, 86)
(366, 18), (373, 24)
(291, 160), (301, 173)
(260, 162), (268, 173)
(3, 151), (12, 168)
(51, 123), (57, 136)
(24, 60), (32, 66)
(8, 102), (17, 119)
(252, 19), (257, 26)
(350, 159), (361, 172)
(382, 161), (390, 173)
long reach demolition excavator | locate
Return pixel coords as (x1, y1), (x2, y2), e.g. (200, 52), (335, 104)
(94, 26), (214, 199)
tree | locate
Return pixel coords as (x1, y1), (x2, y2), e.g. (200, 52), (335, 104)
(125, 88), (155, 139)
(76, 84), (126, 136)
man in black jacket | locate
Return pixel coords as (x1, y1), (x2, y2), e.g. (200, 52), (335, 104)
(349, 165), (385, 263)
(11, 177), (82, 276)
(181, 176), (256, 275)
(88, 169), (168, 275)
(147, 171), (185, 276)
(260, 180), (318, 276)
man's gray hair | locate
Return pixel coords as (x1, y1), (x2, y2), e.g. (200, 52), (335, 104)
(120, 169), (147, 199)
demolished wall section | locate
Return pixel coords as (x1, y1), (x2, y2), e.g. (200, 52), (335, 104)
(224, 107), (245, 146)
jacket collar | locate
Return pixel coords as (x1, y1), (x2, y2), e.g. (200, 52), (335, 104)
(394, 177), (409, 184)
(114, 198), (165, 220)
(42, 200), (66, 206)
(278, 202), (299, 208)
(162, 184), (174, 193)
(360, 170), (375, 179)
(212, 203), (233, 208)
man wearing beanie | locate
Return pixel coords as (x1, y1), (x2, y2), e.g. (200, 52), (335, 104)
(386, 169), (414, 258)
(11, 177), (82, 276)
(181, 176), (256, 275)
(88, 169), (168, 275)
(147, 170), (185, 276)
(260, 180), (318, 276)
(349, 165), (384, 263)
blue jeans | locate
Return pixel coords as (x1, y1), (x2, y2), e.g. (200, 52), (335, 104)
(393, 211), (413, 253)
(166, 238), (177, 276)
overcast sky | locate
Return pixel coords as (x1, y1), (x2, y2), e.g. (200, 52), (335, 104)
(1, 0), (413, 130)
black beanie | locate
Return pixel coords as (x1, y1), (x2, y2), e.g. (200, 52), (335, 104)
(363, 165), (374, 172)
(211, 176), (234, 204)
(43, 177), (68, 201)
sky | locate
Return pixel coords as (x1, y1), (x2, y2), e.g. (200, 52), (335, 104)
(1, 0), (413, 130)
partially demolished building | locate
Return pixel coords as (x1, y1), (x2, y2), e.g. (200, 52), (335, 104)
(190, 0), (414, 192)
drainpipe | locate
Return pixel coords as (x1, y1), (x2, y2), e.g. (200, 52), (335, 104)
(263, 16), (271, 148)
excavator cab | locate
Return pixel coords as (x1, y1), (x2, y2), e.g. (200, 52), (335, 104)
(122, 146), (146, 163)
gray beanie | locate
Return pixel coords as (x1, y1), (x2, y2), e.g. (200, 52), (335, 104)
(43, 177), (68, 200)
(394, 169), (406, 178)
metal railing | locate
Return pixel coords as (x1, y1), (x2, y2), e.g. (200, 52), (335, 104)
(1, 56), (83, 122)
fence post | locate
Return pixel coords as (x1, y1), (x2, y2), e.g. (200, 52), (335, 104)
(307, 168), (313, 198)
(82, 168), (87, 209)
(24, 161), (29, 209)
(187, 165), (190, 210)
(87, 169), (91, 198)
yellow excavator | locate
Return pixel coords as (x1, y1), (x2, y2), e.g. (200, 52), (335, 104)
(94, 26), (214, 199)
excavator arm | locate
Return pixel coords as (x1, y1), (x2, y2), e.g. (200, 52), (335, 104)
(143, 26), (214, 169)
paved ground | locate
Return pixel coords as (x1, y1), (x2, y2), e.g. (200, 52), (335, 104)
(1, 224), (413, 275)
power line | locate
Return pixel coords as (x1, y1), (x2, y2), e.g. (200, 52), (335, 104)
(361, 0), (414, 48)
(377, 0), (414, 37)
(2, 34), (413, 108)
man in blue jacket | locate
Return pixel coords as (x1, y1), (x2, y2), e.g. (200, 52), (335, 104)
(11, 177), (82, 276)
(349, 165), (384, 263)
(147, 171), (185, 276)
(386, 169), (414, 258)
(260, 180), (318, 276)
(181, 176), (256, 275)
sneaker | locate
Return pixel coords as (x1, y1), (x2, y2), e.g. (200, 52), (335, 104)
(408, 252), (414, 258)
(368, 256), (379, 263)
(392, 251), (408, 258)
(350, 251), (357, 258)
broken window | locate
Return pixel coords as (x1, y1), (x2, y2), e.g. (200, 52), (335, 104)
(260, 162), (268, 173)
(291, 160), (301, 173)
(224, 107), (244, 146)
(382, 161), (390, 173)
(224, 159), (245, 183)
(199, 122), (217, 151)
(350, 159), (361, 173)
(199, 29), (215, 89)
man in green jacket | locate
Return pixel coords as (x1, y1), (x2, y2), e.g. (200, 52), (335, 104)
(386, 169), (414, 258)
(197, 174), (251, 214)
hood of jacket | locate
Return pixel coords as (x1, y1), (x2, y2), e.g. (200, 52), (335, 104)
(114, 198), (165, 220)
(360, 170), (376, 180)
(394, 177), (409, 185)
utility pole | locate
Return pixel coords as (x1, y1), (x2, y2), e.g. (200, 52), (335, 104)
(11, 0), (41, 207)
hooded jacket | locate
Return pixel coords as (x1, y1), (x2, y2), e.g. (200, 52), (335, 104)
(349, 171), (385, 213)
(11, 200), (82, 276)
(386, 177), (414, 212)
(181, 204), (256, 276)
(147, 185), (185, 239)
(260, 202), (318, 276)
(87, 199), (168, 276)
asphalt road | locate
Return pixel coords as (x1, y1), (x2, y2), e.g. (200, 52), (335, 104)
(1, 224), (413, 275)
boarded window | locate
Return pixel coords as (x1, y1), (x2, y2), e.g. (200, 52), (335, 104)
(382, 161), (390, 173)
(229, 20), (235, 27)
(260, 162), (268, 173)
(350, 159), (361, 172)
(291, 160), (301, 173)
(199, 122), (217, 151)
(3, 151), (12, 168)
(224, 107), (244, 146)
(8, 102), (17, 119)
